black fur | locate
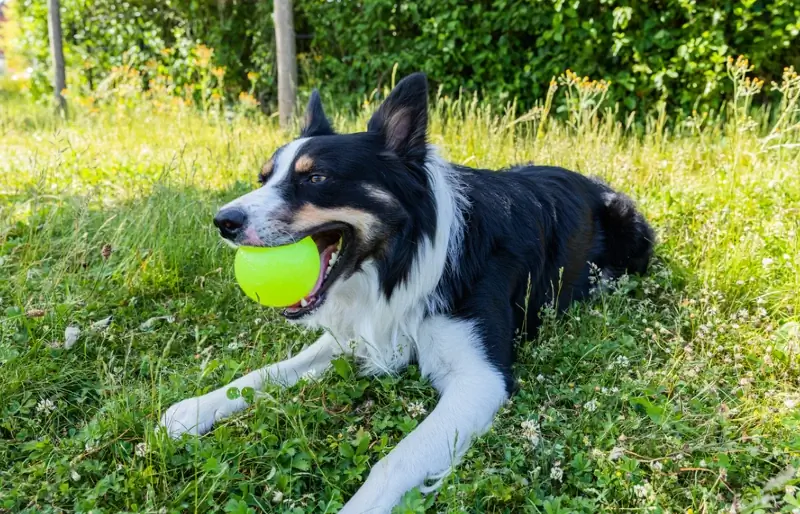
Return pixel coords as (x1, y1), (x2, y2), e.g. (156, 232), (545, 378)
(436, 166), (654, 392)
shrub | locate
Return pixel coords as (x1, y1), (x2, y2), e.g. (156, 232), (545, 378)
(13, 0), (800, 115)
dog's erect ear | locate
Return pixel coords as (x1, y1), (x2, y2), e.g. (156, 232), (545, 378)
(368, 73), (428, 163)
(300, 90), (335, 137)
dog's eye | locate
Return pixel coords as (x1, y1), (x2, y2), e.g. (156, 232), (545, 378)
(309, 174), (327, 184)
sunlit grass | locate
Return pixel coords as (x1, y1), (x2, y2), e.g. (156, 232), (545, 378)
(1, 66), (799, 513)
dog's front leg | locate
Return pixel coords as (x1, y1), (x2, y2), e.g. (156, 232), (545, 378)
(340, 316), (509, 514)
(160, 331), (342, 438)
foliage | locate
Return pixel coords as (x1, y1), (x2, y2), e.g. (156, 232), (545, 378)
(12, 0), (800, 115)
(1, 60), (800, 512)
(13, 0), (275, 104)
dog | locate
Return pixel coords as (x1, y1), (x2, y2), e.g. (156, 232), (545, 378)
(161, 73), (654, 513)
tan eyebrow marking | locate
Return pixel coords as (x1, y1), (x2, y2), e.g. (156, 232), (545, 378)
(294, 155), (315, 173)
(259, 159), (274, 181)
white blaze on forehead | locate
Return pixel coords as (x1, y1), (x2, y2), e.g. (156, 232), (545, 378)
(268, 137), (311, 185)
(218, 137), (311, 244)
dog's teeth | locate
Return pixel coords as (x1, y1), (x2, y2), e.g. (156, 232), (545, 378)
(300, 298), (308, 308)
(330, 252), (338, 264)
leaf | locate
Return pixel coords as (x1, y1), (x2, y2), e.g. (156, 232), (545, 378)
(630, 397), (666, 424)
(355, 431), (371, 456)
(332, 357), (352, 380)
(203, 457), (221, 473)
(291, 452), (311, 471)
(339, 442), (354, 459)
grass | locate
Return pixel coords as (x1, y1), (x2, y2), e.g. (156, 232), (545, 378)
(1, 67), (800, 514)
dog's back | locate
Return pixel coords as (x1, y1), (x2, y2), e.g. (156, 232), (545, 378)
(440, 164), (655, 338)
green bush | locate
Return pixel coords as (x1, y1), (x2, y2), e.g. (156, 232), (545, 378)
(14, 0), (800, 115)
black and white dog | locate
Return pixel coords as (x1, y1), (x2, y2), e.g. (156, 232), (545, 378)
(161, 73), (654, 512)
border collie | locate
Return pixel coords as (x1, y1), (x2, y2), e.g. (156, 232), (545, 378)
(161, 73), (654, 513)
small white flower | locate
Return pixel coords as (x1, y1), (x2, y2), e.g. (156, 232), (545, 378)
(583, 399), (598, 412)
(699, 459), (707, 467)
(271, 490), (284, 503)
(135, 442), (149, 457)
(609, 446), (625, 461)
(550, 461), (563, 482)
(536, 374), (546, 383)
(785, 398), (799, 409)
(407, 401), (427, 418)
(651, 461), (663, 472)
(70, 469), (81, 482)
(521, 419), (541, 446)
(36, 398), (56, 414)
(762, 257), (774, 268)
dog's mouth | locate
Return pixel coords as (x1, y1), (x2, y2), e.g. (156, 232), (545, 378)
(282, 224), (353, 319)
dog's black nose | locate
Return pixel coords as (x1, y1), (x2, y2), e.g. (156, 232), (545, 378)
(214, 208), (247, 239)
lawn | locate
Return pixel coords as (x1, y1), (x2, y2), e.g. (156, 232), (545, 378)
(1, 69), (799, 513)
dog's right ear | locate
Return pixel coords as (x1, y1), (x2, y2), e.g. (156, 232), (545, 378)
(300, 90), (335, 137)
(368, 73), (429, 165)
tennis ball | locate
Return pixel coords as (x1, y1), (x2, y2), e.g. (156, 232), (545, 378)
(234, 237), (320, 307)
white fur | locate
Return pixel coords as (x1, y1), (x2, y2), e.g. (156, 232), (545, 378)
(302, 148), (467, 375)
(218, 137), (310, 246)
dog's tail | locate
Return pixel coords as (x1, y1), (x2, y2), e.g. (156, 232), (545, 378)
(596, 186), (655, 277)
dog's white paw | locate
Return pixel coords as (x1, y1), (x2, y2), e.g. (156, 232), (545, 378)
(160, 393), (233, 438)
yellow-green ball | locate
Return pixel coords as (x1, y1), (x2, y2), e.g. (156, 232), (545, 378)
(234, 237), (320, 307)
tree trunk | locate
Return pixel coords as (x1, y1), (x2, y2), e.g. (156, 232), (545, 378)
(273, 0), (297, 130)
(47, 0), (67, 114)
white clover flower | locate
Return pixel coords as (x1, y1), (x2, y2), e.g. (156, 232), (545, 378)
(550, 461), (563, 482)
(583, 399), (598, 412)
(521, 419), (541, 446)
(762, 257), (774, 268)
(650, 461), (663, 472)
(36, 398), (56, 415)
(408, 401), (427, 418)
(135, 442), (149, 457)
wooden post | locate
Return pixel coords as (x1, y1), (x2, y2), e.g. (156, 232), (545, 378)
(47, 0), (67, 114)
(273, 0), (297, 129)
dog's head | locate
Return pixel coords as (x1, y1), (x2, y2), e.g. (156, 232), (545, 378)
(214, 73), (438, 319)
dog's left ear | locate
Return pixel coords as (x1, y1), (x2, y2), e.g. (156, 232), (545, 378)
(368, 72), (428, 164)
(301, 90), (335, 137)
